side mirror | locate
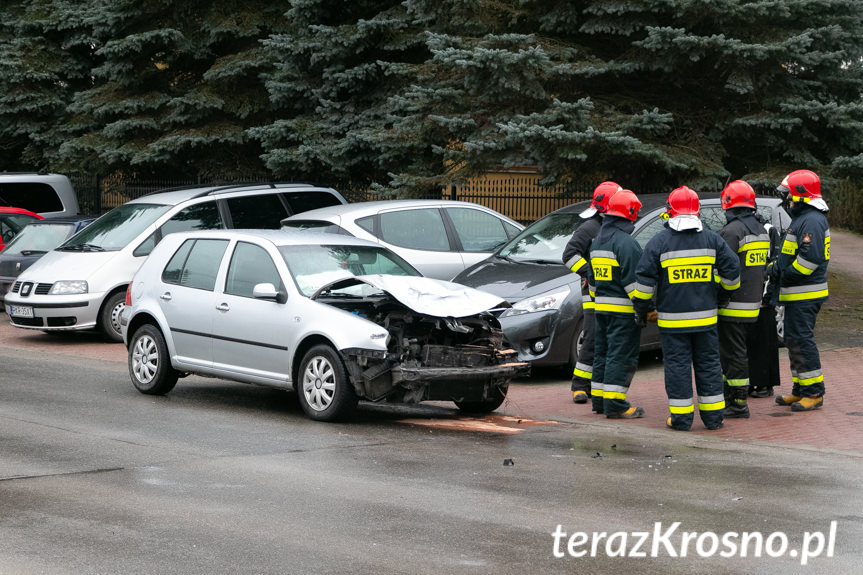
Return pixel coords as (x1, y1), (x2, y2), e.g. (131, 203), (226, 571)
(252, 282), (286, 303)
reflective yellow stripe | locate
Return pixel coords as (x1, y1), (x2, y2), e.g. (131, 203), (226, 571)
(582, 301), (596, 310)
(661, 255), (715, 268)
(591, 389), (604, 398)
(718, 308), (760, 318)
(591, 257), (619, 267)
(595, 304), (635, 314)
(657, 316), (717, 328)
(604, 391), (627, 400)
(570, 258), (587, 273)
(669, 404), (695, 414)
(795, 374), (824, 386)
(792, 259), (816, 275)
(739, 241), (770, 252)
(699, 400), (726, 411)
(725, 378), (748, 387)
(573, 368), (592, 379)
(781, 239), (798, 255)
(778, 289), (829, 302)
(721, 279), (741, 291)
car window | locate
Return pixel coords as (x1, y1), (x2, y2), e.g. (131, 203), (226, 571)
(700, 207), (726, 232)
(1, 222), (75, 255)
(227, 194), (288, 229)
(161, 238), (228, 291)
(379, 208), (449, 251)
(499, 212), (583, 262)
(0, 214), (39, 243)
(279, 244), (420, 297)
(135, 201), (224, 257)
(64, 203), (171, 252)
(282, 191), (343, 215)
(0, 182), (64, 212)
(225, 242), (282, 298)
(633, 216), (667, 248)
(446, 207), (510, 252)
(356, 216), (374, 234)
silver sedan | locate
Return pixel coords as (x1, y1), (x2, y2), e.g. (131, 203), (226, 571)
(280, 200), (523, 280)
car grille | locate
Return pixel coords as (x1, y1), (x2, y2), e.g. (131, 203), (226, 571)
(10, 281), (53, 295)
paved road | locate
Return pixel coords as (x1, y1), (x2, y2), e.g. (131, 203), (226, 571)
(1, 331), (863, 573)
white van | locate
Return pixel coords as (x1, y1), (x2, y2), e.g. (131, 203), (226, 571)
(4, 182), (346, 341)
(0, 173), (80, 218)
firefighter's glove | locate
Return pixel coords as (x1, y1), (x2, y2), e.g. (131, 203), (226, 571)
(634, 313), (647, 328)
(717, 291), (732, 308)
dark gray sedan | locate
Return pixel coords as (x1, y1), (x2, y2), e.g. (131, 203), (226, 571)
(452, 194), (790, 371)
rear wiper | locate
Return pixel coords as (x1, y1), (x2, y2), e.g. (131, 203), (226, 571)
(57, 243), (105, 252)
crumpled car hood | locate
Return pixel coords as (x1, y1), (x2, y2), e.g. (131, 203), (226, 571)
(313, 274), (507, 318)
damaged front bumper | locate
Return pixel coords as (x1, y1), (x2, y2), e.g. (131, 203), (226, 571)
(343, 346), (530, 404)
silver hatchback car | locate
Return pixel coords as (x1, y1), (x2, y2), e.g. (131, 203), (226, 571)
(280, 200), (524, 280)
(122, 229), (529, 421)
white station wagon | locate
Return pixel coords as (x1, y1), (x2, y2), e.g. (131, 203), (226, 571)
(121, 229), (529, 421)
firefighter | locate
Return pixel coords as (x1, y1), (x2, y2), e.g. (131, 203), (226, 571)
(562, 181), (622, 406)
(585, 189), (646, 418)
(717, 180), (770, 418)
(772, 169), (830, 411)
(633, 186), (740, 431)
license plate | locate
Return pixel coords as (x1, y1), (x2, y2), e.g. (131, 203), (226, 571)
(9, 305), (34, 318)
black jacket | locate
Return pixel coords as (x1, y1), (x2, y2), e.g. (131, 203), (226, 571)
(718, 208), (769, 323)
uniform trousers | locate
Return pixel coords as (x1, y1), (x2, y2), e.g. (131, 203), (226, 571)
(571, 306), (595, 393)
(591, 313), (640, 415)
(784, 300), (825, 397)
(661, 328), (725, 430)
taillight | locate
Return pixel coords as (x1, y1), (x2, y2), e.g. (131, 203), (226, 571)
(124, 283), (133, 306)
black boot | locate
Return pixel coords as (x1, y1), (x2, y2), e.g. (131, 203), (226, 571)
(724, 385), (750, 419)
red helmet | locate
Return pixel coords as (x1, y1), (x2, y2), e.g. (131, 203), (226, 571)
(591, 181), (623, 213)
(721, 180), (756, 210)
(666, 186), (700, 217)
(778, 169), (821, 201)
(605, 189), (642, 221)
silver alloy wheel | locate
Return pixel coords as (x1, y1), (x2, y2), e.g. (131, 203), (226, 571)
(132, 333), (159, 384)
(301, 355), (336, 412)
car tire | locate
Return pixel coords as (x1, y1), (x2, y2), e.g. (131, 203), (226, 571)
(569, 316), (585, 371)
(128, 324), (179, 395)
(297, 344), (358, 422)
(99, 291), (126, 343)
(454, 384), (509, 414)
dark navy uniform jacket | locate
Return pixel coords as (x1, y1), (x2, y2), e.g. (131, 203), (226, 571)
(776, 204), (830, 304)
(585, 217), (642, 315)
(633, 222), (740, 332)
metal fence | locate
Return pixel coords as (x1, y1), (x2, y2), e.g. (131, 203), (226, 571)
(70, 171), (604, 224)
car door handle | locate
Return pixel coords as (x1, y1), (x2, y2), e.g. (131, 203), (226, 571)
(160, 292), (172, 301)
(216, 303), (230, 312)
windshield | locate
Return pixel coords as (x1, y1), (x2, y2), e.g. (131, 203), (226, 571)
(279, 244), (420, 297)
(2, 222), (76, 255)
(59, 203), (171, 251)
(498, 212), (584, 263)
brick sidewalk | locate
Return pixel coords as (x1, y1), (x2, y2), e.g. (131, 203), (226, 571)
(504, 345), (863, 455)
